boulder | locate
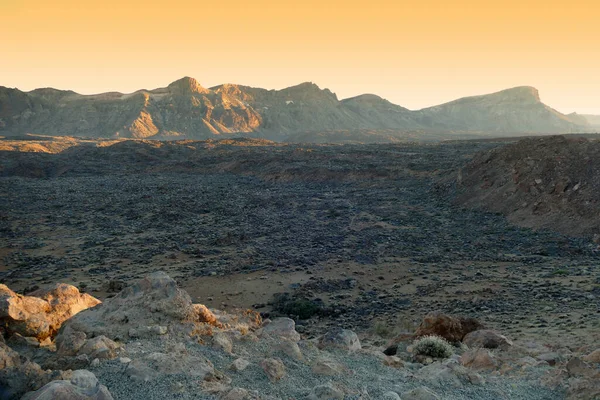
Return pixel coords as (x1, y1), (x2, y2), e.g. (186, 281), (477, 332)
(566, 357), (599, 379)
(462, 330), (512, 349)
(382, 392), (401, 400)
(311, 358), (346, 376)
(318, 328), (361, 352)
(60, 272), (216, 341)
(277, 339), (304, 361)
(229, 358), (250, 371)
(0, 283), (100, 341)
(415, 312), (484, 343)
(21, 370), (113, 400)
(55, 326), (88, 356)
(536, 352), (562, 366)
(261, 318), (301, 342)
(212, 332), (233, 354)
(78, 336), (120, 360)
(309, 383), (344, 400)
(460, 348), (497, 370)
(582, 349), (600, 363)
(0, 342), (69, 399)
(259, 358), (286, 382)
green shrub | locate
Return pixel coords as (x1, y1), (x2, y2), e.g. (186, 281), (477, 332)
(413, 335), (454, 358)
(272, 293), (323, 320)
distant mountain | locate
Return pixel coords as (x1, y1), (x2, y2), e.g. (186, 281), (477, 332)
(0, 78), (589, 142)
(581, 114), (600, 128)
(415, 87), (582, 134)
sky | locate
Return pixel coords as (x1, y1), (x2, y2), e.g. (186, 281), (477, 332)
(1, 0), (599, 114)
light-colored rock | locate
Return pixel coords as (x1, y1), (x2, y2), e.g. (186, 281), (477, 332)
(78, 336), (119, 360)
(0, 283), (100, 341)
(222, 387), (249, 400)
(536, 352), (562, 366)
(309, 383), (344, 400)
(277, 339), (304, 361)
(260, 358), (285, 382)
(311, 358), (346, 376)
(126, 351), (216, 382)
(418, 362), (463, 387)
(318, 328), (361, 352)
(582, 349), (600, 363)
(462, 329), (512, 349)
(61, 272), (206, 341)
(401, 386), (440, 400)
(261, 318), (301, 342)
(460, 348), (497, 370)
(229, 358), (250, 371)
(383, 356), (405, 369)
(128, 325), (168, 339)
(70, 370), (99, 390)
(382, 392), (401, 400)
(21, 370), (113, 400)
(213, 332), (233, 354)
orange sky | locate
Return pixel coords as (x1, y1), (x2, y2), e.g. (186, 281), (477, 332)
(2, 0), (599, 113)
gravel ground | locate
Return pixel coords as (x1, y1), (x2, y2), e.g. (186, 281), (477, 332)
(92, 336), (565, 400)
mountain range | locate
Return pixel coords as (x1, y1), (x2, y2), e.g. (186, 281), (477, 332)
(0, 77), (597, 142)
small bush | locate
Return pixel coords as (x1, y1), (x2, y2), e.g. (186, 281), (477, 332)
(272, 293), (323, 320)
(413, 335), (454, 358)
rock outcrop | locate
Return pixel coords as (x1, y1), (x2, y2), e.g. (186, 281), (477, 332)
(56, 271), (215, 341)
(0, 283), (100, 341)
(21, 370), (113, 400)
(414, 312), (484, 343)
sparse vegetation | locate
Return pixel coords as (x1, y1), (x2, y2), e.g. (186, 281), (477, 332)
(413, 335), (454, 359)
(272, 293), (323, 320)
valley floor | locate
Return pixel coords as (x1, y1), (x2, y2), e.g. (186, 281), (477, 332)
(1, 140), (599, 352)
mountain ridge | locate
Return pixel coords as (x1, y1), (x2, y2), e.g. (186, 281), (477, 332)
(0, 78), (590, 141)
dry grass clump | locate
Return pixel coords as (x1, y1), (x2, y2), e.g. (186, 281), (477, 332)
(413, 335), (454, 358)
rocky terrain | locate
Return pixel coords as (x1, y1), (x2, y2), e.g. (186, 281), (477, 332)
(0, 79), (592, 142)
(1, 272), (599, 400)
(1, 136), (599, 399)
(452, 135), (600, 237)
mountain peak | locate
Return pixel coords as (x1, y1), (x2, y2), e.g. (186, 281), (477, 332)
(167, 77), (209, 94)
(497, 86), (540, 102)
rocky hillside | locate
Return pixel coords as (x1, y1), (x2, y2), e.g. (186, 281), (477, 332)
(451, 135), (600, 237)
(0, 79), (589, 142)
(415, 87), (583, 134)
(1, 273), (599, 400)
(581, 114), (600, 128)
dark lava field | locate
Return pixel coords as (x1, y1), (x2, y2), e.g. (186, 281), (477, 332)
(1, 138), (598, 347)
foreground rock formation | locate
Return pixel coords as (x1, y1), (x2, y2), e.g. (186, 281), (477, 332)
(0, 283), (100, 341)
(0, 273), (598, 399)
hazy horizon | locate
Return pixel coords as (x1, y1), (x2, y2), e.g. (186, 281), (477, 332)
(2, 0), (599, 114)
